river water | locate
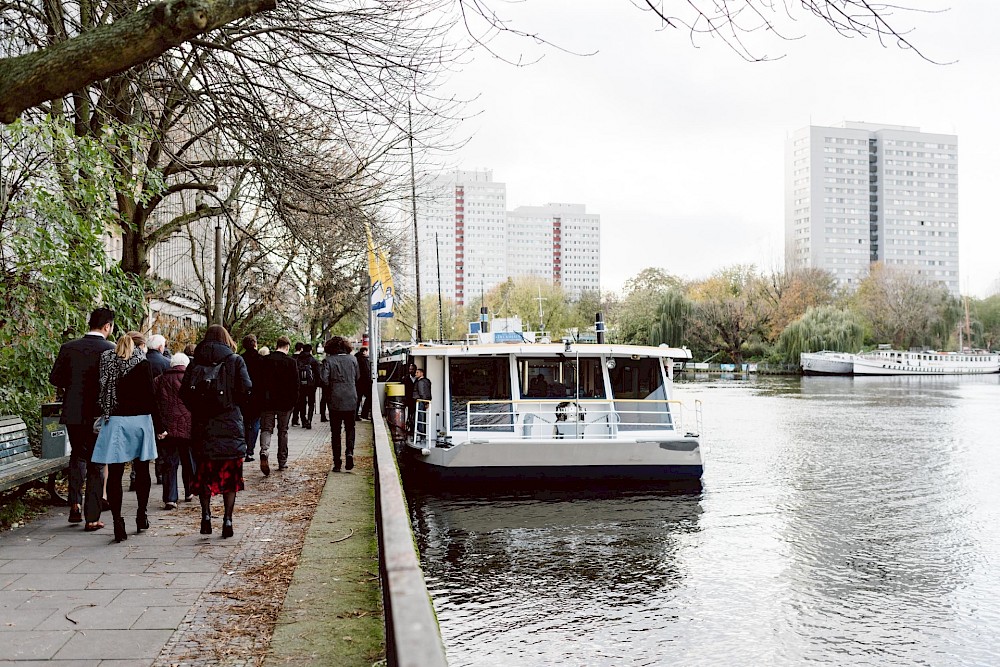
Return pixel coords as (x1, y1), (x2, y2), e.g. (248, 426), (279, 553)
(406, 375), (1000, 666)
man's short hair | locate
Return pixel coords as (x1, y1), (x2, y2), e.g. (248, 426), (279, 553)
(276, 335), (291, 349)
(304, 343), (312, 353)
(242, 334), (257, 351)
(88, 307), (115, 331)
(147, 334), (166, 350)
(294, 342), (304, 352)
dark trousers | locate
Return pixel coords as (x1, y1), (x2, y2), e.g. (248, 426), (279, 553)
(295, 388), (315, 426)
(159, 437), (194, 504)
(356, 384), (372, 419)
(66, 424), (105, 523)
(107, 459), (150, 521)
(242, 410), (260, 456)
(330, 410), (356, 464)
(319, 386), (330, 419)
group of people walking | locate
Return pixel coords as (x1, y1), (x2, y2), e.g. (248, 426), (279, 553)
(50, 307), (375, 544)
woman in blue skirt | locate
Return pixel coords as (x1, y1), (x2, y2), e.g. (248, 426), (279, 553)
(92, 331), (158, 543)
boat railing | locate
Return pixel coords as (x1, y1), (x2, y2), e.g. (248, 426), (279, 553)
(463, 399), (701, 441)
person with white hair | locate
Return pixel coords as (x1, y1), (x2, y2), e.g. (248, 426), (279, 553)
(145, 333), (170, 379)
(152, 352), (196, 508)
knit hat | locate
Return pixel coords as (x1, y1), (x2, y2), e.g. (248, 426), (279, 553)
(169, 352), (190, 368)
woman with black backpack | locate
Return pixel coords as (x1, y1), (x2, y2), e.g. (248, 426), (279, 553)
(181, 325), (252, 538)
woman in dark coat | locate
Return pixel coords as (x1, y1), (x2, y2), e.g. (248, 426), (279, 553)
(182, 325), (252, 538)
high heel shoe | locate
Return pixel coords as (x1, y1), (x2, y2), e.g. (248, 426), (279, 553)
(221, 518), (234, 539)
(113, 518), (128, 543)
(136, 513), (149, 533)
(200, 516), (212, 535)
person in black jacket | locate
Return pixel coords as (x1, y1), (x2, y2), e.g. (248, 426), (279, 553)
(257, 335), (300, 476)
(294, 343), (320, 429)
(182, 325), (252, 539)
(355, 345), (372, 421)
(240, 334), (265, 462)
(49, 307), (115, 531)
(91, 331), (159, 543)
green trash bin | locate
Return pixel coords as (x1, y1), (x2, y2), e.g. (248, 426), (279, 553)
(41, 402), (69, 458)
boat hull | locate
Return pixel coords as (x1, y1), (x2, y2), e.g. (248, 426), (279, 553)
(853, 350), (1000, 375)
(800, 351), (855, 375)
(401, 437), (703, 482)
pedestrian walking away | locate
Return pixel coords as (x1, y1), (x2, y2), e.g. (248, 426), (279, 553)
(49, 306), (115, 531)
(294, 343), (320, 429)
(240, 334), (266, 462)
(256, 335), (299, 476)
(91, 331), (158, 543)
(355, 344), (372, 421)
(181, 325), (252, 538)
(320, 336), (359, 472)
(152, 352), (196, 509)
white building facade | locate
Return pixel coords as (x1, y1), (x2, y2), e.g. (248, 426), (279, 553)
(416, 170), (601, 306)
(785, 122), (959, 294)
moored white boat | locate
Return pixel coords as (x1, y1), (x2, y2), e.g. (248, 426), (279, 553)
(800, 351), (856, 375)
(400, 340), (703, 483)
(852, 348), (1000, 375)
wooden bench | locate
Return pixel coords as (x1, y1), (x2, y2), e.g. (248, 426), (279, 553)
(0, 415), (69, 503)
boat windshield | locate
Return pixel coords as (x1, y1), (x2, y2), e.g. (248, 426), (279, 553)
(448, 357), (513, 431)
(609, 356), (672, 430)
(517, 357), (607, 399)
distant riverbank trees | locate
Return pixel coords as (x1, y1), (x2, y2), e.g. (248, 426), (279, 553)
(607, 264), (1000, 364)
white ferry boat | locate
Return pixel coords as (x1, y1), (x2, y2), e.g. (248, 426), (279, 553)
(400, 340), (703, 482)
(800, 351), (856, 376)
(852, 348), (1000, 375)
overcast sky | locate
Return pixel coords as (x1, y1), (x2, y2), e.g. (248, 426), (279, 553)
(437, 0), (997, 297)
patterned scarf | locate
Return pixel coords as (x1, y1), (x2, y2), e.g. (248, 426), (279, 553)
(98, 347), (144, 417)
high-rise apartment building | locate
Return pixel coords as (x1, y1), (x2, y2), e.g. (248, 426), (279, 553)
(415, 170), (601, 306)
(785, 122), (959, 294)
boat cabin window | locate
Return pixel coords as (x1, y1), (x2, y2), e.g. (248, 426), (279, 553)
(609, 356), (671, 430)
(517, 357), (607, 399)
(448, 357), (513, 431)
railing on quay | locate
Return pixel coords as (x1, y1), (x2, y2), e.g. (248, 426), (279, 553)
(372, 394), (448, 667)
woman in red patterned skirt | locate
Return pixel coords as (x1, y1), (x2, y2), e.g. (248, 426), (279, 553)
(180, 325), (252, 538)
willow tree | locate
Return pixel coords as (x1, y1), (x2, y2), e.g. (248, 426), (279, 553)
(649, 291), (693, 348)
(775, 305), (865, 363)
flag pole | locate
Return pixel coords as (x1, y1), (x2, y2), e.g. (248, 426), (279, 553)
(409, 101), (422, 343)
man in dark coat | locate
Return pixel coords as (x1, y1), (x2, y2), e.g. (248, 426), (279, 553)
(403, 362), (417, 432)
(240, 334), (265, 462)
(355, 345), (372, 421)
(257, 336), (300, 475)
(145, 334), (171, 379)
(291, 342), (304, 425)
(49, 307), (115, 530)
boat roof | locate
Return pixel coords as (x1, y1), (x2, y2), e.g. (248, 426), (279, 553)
(406, 342), (693, 360)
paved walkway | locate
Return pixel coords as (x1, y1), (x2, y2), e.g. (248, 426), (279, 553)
(0, 419), (380, 666)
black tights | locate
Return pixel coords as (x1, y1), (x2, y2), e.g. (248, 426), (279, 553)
(107, 460), (150, 521)
(200, 491), (236, 522)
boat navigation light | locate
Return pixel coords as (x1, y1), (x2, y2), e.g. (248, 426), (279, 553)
(607, 358), (616, 370)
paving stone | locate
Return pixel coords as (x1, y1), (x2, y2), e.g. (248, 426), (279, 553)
(131, 605), (189, 630)
(0, 572), (25, 589)
(18, 589), (119, 609)
(71, 559), (155, 574)
(144, 558), (222, 574)
(0, 546), (66, 559)
(7, 573), (98, 591)
(0, 590), (33, 608)
(0, 660), (100, 667)
(0, 605), (56, 631)
(0, 629), (73, 660)
(33, 602), (145, 631)
(0, 558), (80, 574)
(105, 588), (201, 607)
(86, 572), (176, 589)
(54, 629), (173, 660)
